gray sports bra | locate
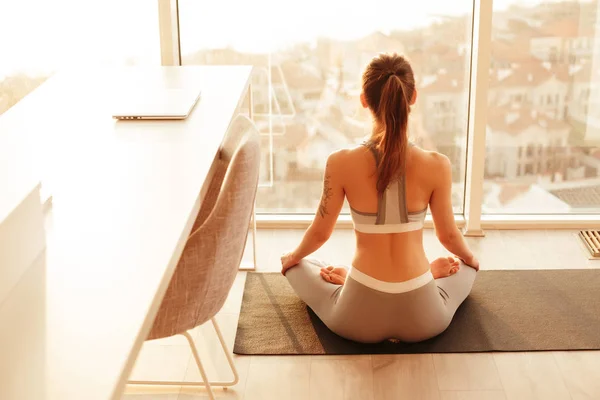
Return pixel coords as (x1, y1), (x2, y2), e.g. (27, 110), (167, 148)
(350, 142), (427, 234)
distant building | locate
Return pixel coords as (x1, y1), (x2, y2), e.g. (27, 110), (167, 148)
(296, 112), (350, 171)
(531, 0), (598, 33)
(316, 32), (405, 91)
(259, 119), (314, 184)
(571, 2), (600, 146)
(494, 18), (545, 43)
(417, 69), (469, 182)
(419, 69), (468, 135)
(408, 43), (467, 77)
(277, 61), (325, 112)
(567, 62), (600, 145)
(486, 106), (571, 180)
(488, 61), (569, 120)
(530, 18), (594, 63)
(490, 39), (532, 70)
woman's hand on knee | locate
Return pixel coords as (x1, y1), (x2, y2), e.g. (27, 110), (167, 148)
(459, 255), (480, 271)
(281, 252), (301, 275)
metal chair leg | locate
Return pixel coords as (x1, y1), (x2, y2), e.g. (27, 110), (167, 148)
(183, 330), (215, 400)
(128, 321), (239, 394)
(211, 317), (239, 386)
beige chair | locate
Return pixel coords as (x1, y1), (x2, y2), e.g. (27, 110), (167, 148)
(194, 114), (259, 270)
(129, 116), (261, 399)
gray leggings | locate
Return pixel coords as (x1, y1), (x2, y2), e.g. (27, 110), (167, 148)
(285, 259), (477, 343)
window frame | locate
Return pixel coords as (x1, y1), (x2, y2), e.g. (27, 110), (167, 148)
(159, 0), (600, 233)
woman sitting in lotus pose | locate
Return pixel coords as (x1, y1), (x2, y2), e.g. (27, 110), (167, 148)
(281, 53), (479, 344)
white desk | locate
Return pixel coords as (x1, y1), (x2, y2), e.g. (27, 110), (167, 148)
(0, 118), (47, 400)
(0, 66), (252, 400)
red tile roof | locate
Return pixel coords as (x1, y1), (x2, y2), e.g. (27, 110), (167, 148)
(490, 61), (570, 88)
(424, 42), (455, 55)
(490, 63), (550, 87)
(420, 71), (467, 93)
(487, 105), (569, 135)
(537, 18), (593, 38)
(590, 148), (600, 160)
(504, 19), (544, 39)
(491, 39), (533, 63)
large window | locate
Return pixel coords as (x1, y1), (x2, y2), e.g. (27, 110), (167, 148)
(4, 0), (599, 223)
(179, 0), (474, 214)
(0, 0), (160, 116)
(484, 0), (600, 214)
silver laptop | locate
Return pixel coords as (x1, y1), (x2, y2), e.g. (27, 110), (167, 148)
(112, 86), (202, 120)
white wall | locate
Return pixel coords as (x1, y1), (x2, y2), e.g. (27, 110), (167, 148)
(485, 128), (520, 178)
(533, 77), (568, 119)
(569, 80), (591, 121)
(486, 123), (569, 179)
(531, 36), (594, 63)
(489, 85), (531, 107)
(530, 37), (563, 61)
(567, 36), (594, 60)
(519, 124), (568, 148)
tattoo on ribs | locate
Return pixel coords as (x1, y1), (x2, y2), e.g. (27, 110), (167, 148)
(318, 174), (333, 218)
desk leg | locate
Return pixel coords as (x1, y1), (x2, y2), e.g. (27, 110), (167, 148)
(248, 82), (253, 119)
(239, 83), (257, 271)
(239, 202), (257, 271)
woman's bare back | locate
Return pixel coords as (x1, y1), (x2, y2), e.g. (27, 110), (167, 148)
(338, 144), (453, 282)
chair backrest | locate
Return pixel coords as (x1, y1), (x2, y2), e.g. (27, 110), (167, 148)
(192, 115), (258, 231)
(148, 118), (261, 340)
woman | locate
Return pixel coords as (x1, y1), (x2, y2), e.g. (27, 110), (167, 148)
(281, 53), (479, 344)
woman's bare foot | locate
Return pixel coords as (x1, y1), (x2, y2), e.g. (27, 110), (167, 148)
(320, 266), (348, 285)
(430, 257), (460, 279)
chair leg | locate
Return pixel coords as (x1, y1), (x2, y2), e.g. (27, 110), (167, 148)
(211, 317), (240, 386)
(184, 330), (215, 400)
(128, 322), (239, 391)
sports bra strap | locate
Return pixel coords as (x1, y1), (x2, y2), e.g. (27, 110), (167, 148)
(361, 140), (410, 225)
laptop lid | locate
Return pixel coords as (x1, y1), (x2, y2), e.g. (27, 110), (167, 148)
(112, 86), (202, 120)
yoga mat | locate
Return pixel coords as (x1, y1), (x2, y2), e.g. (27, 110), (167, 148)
(233, 270), (600, 355)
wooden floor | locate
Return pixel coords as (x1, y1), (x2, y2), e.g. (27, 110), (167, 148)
(123, 229), (600, 400)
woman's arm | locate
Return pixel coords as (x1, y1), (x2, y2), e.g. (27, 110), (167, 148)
(429, 154), (479, 270)
(281, 151), (346, 274)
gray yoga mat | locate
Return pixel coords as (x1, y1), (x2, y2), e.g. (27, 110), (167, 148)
(233, 270), (600, 355)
